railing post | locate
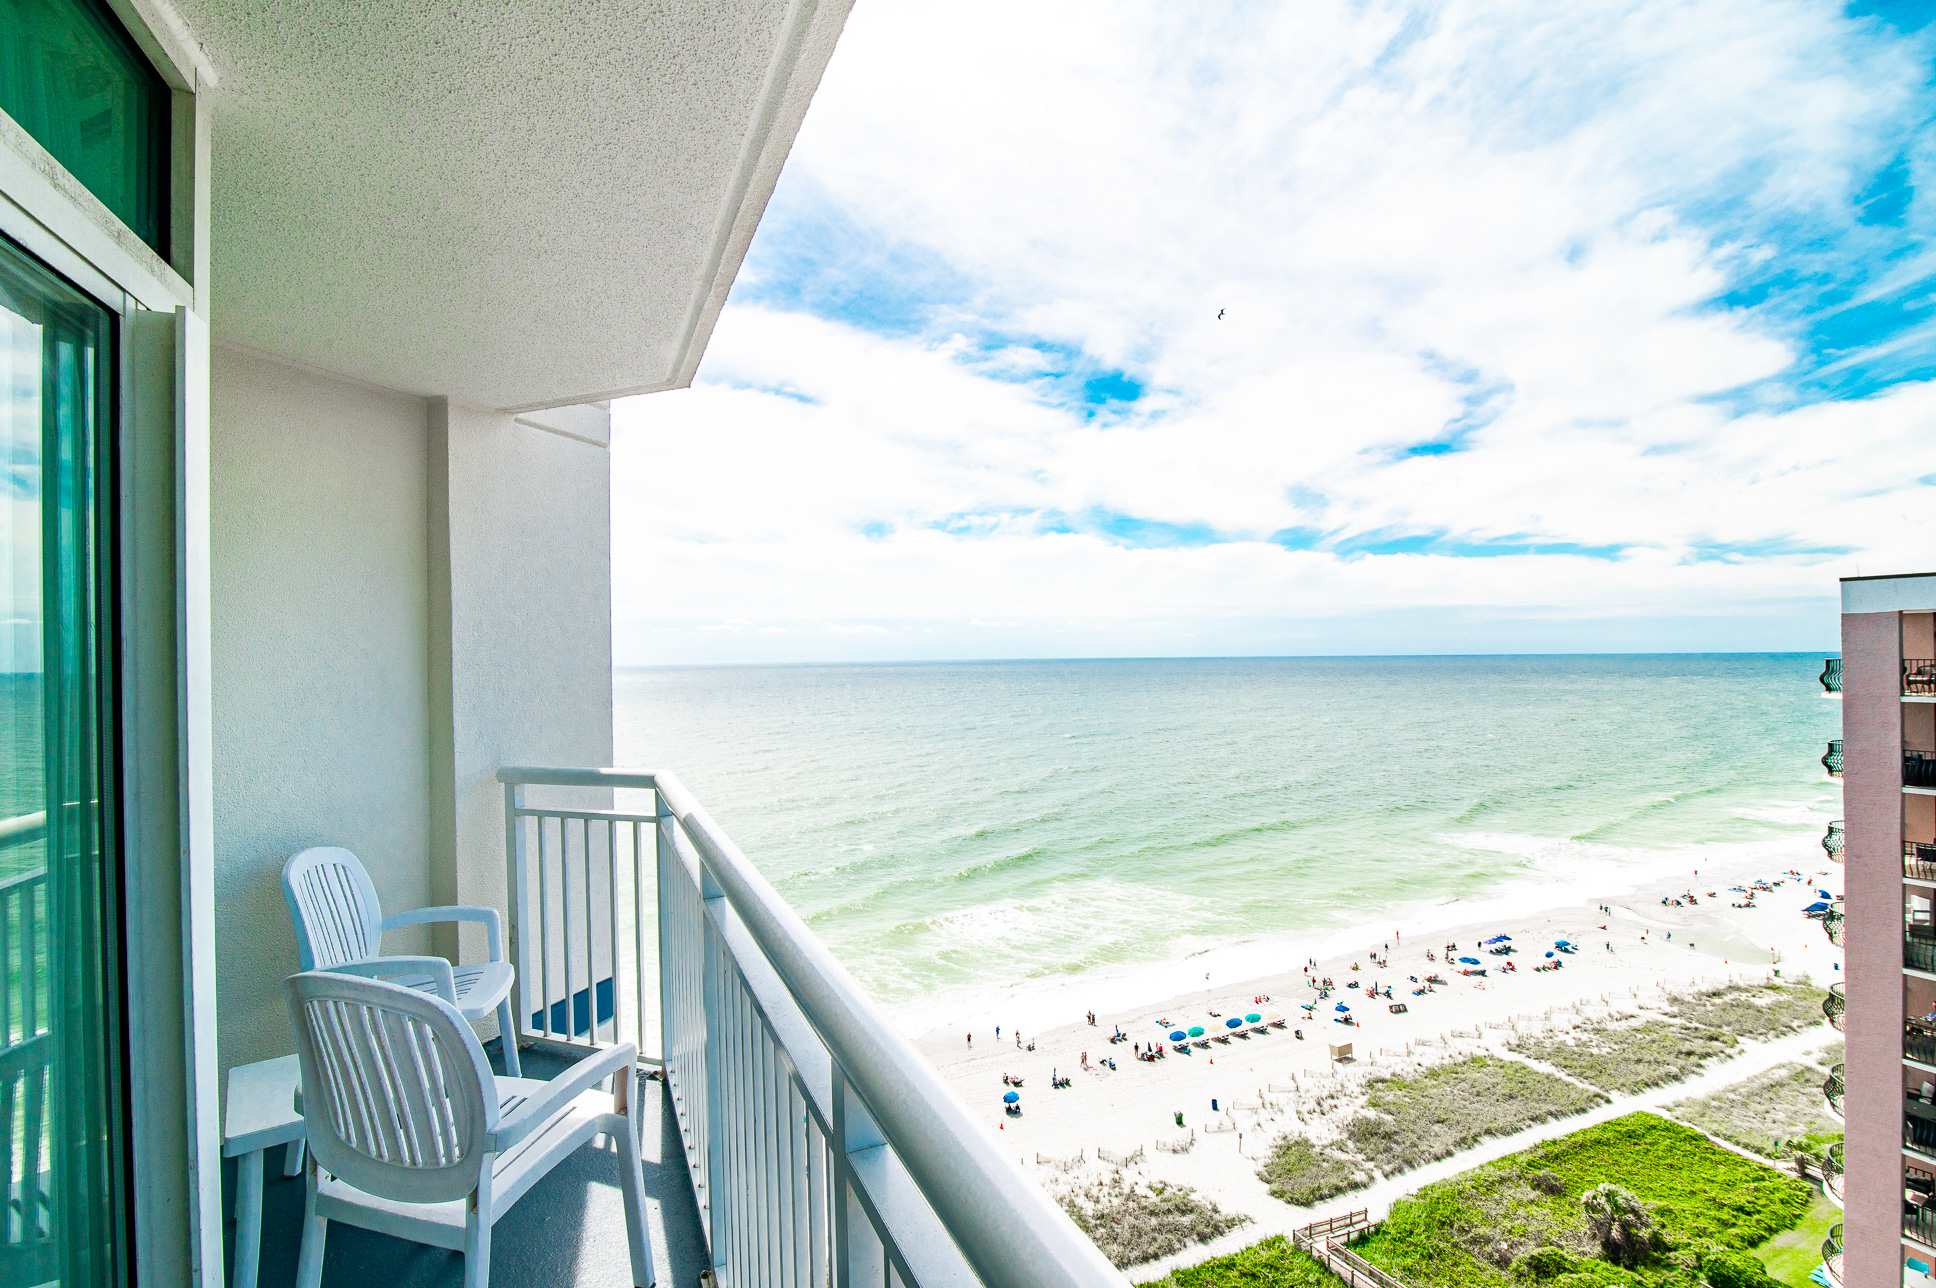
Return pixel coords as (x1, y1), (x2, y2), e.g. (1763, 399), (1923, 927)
(503, 780), (527, 1060)
(831, 1066), (885, 1287)
(699, 856), (732, 1280)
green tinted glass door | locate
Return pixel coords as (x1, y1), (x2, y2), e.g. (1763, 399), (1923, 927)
(0, 235), (126, 1288)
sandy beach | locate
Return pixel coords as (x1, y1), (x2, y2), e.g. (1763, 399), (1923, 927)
(915, 844), (1841, 1265)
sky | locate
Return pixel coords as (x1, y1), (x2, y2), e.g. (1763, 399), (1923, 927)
(611, 0), (1936, 666)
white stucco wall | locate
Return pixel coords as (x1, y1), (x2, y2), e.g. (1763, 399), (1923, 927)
(209, 346), (435, 1071)
(429, 402), (616, 992)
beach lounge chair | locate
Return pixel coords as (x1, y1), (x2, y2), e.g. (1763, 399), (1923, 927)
(1388, 1003), (1407, 1015)
(1250, 1024), (1268, 1035)
(1269, 1017), (1286, 1029)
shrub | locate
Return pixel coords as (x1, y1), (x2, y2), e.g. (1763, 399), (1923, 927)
(1136, 1235), (1340, 1287)
(1701, 1246), (1782, 1288)
(1581, 1183), (1661, 1267)
(1060, 1172), (1250, 1269)
(1256, 1134), (1369, 1206)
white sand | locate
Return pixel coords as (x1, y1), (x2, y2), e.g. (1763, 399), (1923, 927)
(916, 850), (1841, 1266)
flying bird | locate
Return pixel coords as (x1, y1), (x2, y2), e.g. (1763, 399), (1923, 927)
(1217, 308), (1225, 320)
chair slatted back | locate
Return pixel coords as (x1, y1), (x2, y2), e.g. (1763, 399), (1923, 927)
(282, 847), (383, 970)
(285, 971), (497, 1203)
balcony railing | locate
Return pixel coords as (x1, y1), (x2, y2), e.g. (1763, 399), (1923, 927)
(1825, 982), (1844, 1031)
(1823, 1222), (1843, 1286)
(1911, 751), (1936, 790)
(1912, 842), (1936, 883)
(1823, 820), (1844, 863)
(1825, 1063), (1844, 1118)
(1821, 657), (1843, 694)
(0, 818), (51, 1262)
(1910, 1166), (1936, 1243)
(1824, 739), (1844, 778)
(1822, 1142), (1842, 1205)
(496, 767), (1124, 1287)
(1912, 1018), (1936, 1066)
(1910, 1108), (1936, 1159)
(1910, 930), (1936, 972)
(1824, 907), (1843, 946)
(1910, 658), (1936, 697)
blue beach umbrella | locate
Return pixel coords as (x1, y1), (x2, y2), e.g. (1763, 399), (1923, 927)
(1544, 951), (1554, 958)
(1458, 956), (1481, 965)
(1555, 939), (1571, 947)
(1003, 1090), (1020, 1104)
(1334, 1002), (1350, 1012)
(1226, 1017), (1244, 1029)
(1169, 1030), (1188, 1042)
(1188, 1025), (1205, 1037)
(1482, 934), (1505, 944)
(1802, 901), (1830, 913)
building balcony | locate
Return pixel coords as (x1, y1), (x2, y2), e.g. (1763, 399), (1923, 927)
(1824, 739), (1844, 778)
(1823, 1142), (1843, 1206)
(1911, 1018), (1936, 1066)
(1826, 1063), (1844, 1118)
(1911, 841), (1936, 883)
(1824, 906), (1843, 946)
(1910, 658), (1936, 697)
(1911, 751), (1936, 790)
(1825, 982), (1844, 1031)
(1909, 929), (1936, 972)
(1821, 657), (1843, 694)
(1824, 819), (1844, 863)
(1911, 1166), (1936, 1244)
(1823, 1222), (1843, 1286)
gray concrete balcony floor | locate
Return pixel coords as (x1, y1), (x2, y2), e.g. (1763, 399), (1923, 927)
(221, 1045), (710, 1288)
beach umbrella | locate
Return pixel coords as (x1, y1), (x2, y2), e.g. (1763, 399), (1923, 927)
(1169, 1030), (1187, 1043)
(1334, 1002), (1350, 1012)
(1554, 940), (1571, 948)
(1226, 1017), (1244, 1029)
(1482, 934), (1505, 944)
(1003, 1090), (1020, 1104)
(1245, 1012), (1262, 1024)
(1544, 951), (1554, 958)
(1497, 934), (1512, 941)
(1818, 889), (1832, 898)
(1803, 901), (1830, 913)
(1298, 1002), (1315, 1011)
(1189, 1025), (1206, 1037)
(1458, 956), (1481, 965)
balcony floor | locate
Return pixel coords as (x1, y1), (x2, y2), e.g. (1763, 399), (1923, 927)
(222, 1044), (710, 1288)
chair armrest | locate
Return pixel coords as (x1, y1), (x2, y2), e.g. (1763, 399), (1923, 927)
(489, 1042), (637, 1151)
(382, 904), (503, 960)
(325, 957), (459, 1006)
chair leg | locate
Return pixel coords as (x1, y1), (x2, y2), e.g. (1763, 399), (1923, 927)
(294, 1165), (327, 1288)
(284, 1139), (306, 1177)
(462, 1197), (493, 1288)
(496, 996), (521, 1078)
(616, 1106), (656, 1287)
(233, 1149), (264, 1288)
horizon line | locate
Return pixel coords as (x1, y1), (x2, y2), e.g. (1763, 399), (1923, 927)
(612, 646), (1841, 671)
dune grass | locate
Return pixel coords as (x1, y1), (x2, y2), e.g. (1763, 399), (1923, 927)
(1509, 983), (1826, 1095)
(1060, 1172), (1252, 1269)
(1667, 1062), (1842, 1163)
(1256, 1134), (1370, 1206)
(1135, 1235), (1340, 1287)
(1349, 1113), (1812, 1288)
(1344, 1055), (1608, 1175)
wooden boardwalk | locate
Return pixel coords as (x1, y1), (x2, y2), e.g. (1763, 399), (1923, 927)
(1292, 1211), (1412, 1288)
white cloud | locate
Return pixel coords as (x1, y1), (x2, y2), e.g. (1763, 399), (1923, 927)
(611, 1), (1936, 663)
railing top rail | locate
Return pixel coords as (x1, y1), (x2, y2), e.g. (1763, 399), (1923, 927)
(639, 766), (1125, 1286)
(498, 765), (658, 791)
(0, 809), (47, 853)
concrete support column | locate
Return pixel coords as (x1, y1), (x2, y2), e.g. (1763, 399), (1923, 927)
(1844, 610), (1903, 1288)
(427, 401), (615, 994)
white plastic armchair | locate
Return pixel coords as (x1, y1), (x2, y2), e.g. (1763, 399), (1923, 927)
(284, 970), (654, 1288)
(281, 845), (522, 1075)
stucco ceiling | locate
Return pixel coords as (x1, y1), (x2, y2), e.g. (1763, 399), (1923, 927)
(174, 0), (851, 411)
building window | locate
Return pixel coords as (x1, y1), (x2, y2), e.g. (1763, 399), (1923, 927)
(0, 0), (171, 257)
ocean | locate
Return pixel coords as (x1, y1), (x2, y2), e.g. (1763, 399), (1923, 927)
(621, 653), (1838, 1034)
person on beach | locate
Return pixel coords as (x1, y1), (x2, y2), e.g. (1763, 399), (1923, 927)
(966, 1032), (972, 1047)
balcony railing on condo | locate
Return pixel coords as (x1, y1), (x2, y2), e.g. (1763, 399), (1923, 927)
(495, 767), (1124, 1287)
(1824, 907), (1843, 946)
(1823, 1222), (1843, 1286)
(1910, 1166), (1936, 1243)
(1821, 657), (1843, 694)
(1824, 1064), (1844, 1119)
(1909, 658), (1936, 697)
(1822, 1141), (1842, 1205)
(1911, 841), (1936, 883)
(1911, 751), (1936, 791)
(1911, 1018), (1936, 1066)
(1823, 820), (1844, 864)
(1910, 930), (1936, 973)
(1910, 1108), (1936, 1160)
(1823, 740), (1844, 778)
(1824, 982), (1844, 1031)
(0, 813), (51, 1261)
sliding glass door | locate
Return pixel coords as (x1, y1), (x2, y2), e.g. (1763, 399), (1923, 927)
(0, 235), (127, 1287)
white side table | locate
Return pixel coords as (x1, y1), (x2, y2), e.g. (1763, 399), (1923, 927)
(222, 1054), (305, 1288)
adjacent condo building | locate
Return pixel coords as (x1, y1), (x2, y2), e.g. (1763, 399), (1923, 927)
(1838, 573), (1936, 1288)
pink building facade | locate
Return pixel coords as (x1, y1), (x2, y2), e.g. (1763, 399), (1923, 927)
(1841, 573), (1936, 1288)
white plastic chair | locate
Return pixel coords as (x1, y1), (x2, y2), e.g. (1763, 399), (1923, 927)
(284, 969), (654, 1288)
(282, 846), (522, 1076)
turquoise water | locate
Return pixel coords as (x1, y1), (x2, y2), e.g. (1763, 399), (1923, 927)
(614, 654), (1839, 1024)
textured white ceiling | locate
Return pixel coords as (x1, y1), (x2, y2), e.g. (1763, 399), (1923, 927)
(177, 0), (851, 410)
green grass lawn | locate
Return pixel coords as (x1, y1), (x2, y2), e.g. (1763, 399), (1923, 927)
(1349, 1112), (1811, 1288)
(1751, 1193), (1838, 1288)
(1136, 1234), (1340, 1287)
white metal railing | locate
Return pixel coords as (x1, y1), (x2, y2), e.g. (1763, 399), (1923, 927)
(0, 820), (52, 1252)
(499, 767), (1125, 1287)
